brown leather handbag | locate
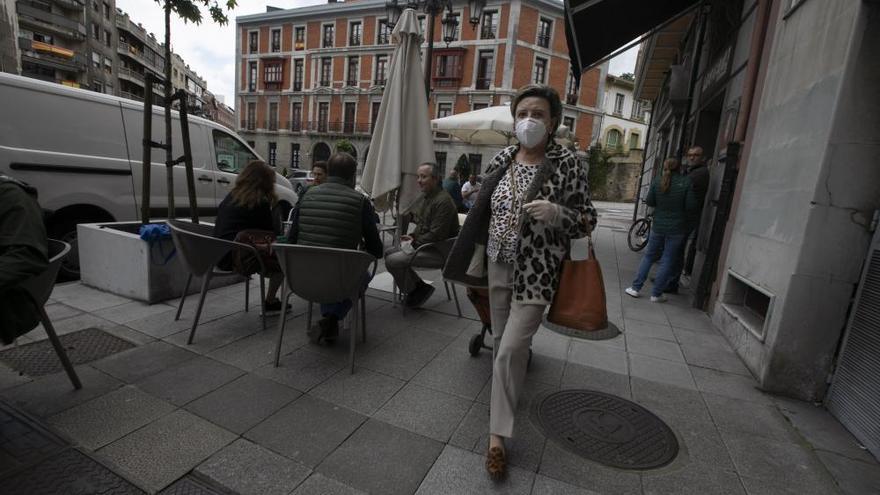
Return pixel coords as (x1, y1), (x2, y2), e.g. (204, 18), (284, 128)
(547, 236), (608, 332)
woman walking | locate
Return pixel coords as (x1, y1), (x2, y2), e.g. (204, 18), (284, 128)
(444, 85), (597, 480)
(625, 157), (697, 302)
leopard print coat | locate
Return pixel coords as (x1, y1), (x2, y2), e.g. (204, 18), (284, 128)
(444, 142), (597, 304)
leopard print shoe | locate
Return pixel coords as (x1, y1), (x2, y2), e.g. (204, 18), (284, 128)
(486, 446), (507, 481)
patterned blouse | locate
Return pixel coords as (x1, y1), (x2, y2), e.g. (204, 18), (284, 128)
(488, 162), (539, 264)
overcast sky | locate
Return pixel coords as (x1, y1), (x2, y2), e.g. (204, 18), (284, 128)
(117, 0), (638, 106)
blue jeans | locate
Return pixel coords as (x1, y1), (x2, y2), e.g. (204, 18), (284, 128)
(631, 231), (687, 297)
(320, 272), (372, 320)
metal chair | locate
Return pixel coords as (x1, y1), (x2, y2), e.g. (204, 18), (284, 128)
(167, 220), (267, 344)
(19, 239), (81, 389)
(391, 237), (462, 317)
(272, 244), (376, 374)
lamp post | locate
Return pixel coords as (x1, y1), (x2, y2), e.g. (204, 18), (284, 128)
(386, 0), (486, 101)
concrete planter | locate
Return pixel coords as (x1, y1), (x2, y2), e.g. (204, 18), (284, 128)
(78, 221), (240, 304)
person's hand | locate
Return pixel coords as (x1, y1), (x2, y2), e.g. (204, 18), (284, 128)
(523, 200), (559, 223)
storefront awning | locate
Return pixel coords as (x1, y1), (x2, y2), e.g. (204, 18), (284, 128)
(565, 0), (701, 79)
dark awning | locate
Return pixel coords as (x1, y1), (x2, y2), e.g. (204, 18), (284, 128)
(565, 0), (700, 80)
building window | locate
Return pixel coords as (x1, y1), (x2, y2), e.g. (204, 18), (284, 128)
(92, 23), (100, 40)
(249, 31), (258, 53)
(566, 72), (579, 104)
(32, 32), (54, 44)
(631, 100), (644, 120)
(562, 116), (575, 132)
(246, 102), (256, 130)
(537, 18), (552, 48)
(103, 2), (110, 19)
(293, 59), (303, 91)
(318, 102), (329, 132)
(271, 29), (281, 52)
(347, 56), (359, 86)
(447, 13), (460, 40)
(93, 81), (103, 93)
(320, 57), (331, 86)
(435, 151), (447, 174)
(247, 140), (255, 148)
(475, 50), (494, 90)
(629, 132), (640, 150)
(322, 24), (334, 48)
(374, 55), (388, 85)
(349, 21), (361, 46)
(468, 154), (483, 175)
(533, 57), (547, 84)
(377, 19), (391, 44)
(248, 61), (257, 91)
(294, 27), (305, 50)
(104, 29), (111, 47)
(290, 102), (302, 131)
(614, 93), (625, 114)
(264, 62), (282, 90)
(268, 142), (277, 166)
(472, 102), (489, 111)
(417, 16), (426, 39)
(291, 143), (300, 168)
(343, 102), (356, 133)
(434, 52), (461, 87)
(436, 102), (452, 137)
(268, 102), (278, 131)
(91, 52), (101, 69)
(480, 11), (498, 39)
(103, 56), (112, 74)
(606, 129), (622, 150)
(371, 101), (381, 132)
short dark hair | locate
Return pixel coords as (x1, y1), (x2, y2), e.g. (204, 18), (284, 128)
(510, 84), (563, 134)
(327, 153), (357, 181)
(312, 161), (327, 172)
(418, 162), (440, 179)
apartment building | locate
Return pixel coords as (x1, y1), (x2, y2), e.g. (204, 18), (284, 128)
(235, 0), (604, 173)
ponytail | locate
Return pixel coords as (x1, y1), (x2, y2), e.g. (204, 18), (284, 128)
(660, 158), (681, 193)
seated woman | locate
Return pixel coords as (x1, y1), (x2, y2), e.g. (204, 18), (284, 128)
(213, 160), (286, 311)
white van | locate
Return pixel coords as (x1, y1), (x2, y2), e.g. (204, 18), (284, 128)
(0, 72), (297, 276)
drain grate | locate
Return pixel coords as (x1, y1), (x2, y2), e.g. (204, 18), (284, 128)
(0, 328), (135, 377)
(533, 389), (679, 470)
(0, 449), (144, 494)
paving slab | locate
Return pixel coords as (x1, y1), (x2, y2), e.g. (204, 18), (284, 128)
(722, 432), (839, 494)
(629, 353), (696, 390)
(531, 327), (572, 361)
(0, 448), (145, 495)
(560, 362), (631, 398)
(567, 340), (628, 375)
(774, 397), (876, 463)
(621, 303), (670, 326)
(702, 392), (800, 444)
(91, 341), (200, 383)
(525, 351), (566, 386)
(124, 309), (197, 339)
(411, 336), (493, 400)
(49, 284), (133, 312)
(1, 365), (123, 418)
(163, 312), (266, 355)
(373, 382), (471, 442)
(680, 343), (752, 376)
(309, 367), (405, 415)
(449, 402), (490, 452)
(739, 474), (842, 495)
(415, 445), (535, 495)
(207, 326), (308, 372)
(357, 328), (453, 381)
(673, 327), (731, 349)
(531, 474), (601, 494)
(245, 394), (367, 467)
(44, 302), (83, 322)
(317, 419), (443, 495)
(538, 441), (642, 494)
(48, 385), (175, 450)
(0, 362), (32, 391)
(814, 450), (880, 495)
(93, 301), (178, 325)
(185, 373), (300, 434)
(291, 472), (367, 495)
(623, 318), (677, 342)
(690, 367), (774, 405)
(627, 334), (685, 362)
(254, 348), (345, 392)
(97, 409), (236, 493)
(136, 356), (244, 406)
(195, 439), (311, 495)
(664, 309), (716, 333)
(27, 313), (126, 341)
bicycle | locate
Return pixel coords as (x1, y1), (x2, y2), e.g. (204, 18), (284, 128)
(627, 212), (652, 252)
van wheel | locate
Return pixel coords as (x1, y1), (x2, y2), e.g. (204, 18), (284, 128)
(49, 220), (81, 281)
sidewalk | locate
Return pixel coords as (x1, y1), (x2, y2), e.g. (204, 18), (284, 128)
(0, 212), (877, 494)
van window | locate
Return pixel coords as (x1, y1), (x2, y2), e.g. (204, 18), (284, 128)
(213, 130), (257, 173)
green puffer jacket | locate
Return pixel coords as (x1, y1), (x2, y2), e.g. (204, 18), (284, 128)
(646, 173), (697, 235)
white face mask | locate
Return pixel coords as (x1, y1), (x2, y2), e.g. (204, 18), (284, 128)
(515, 117), (548, 149)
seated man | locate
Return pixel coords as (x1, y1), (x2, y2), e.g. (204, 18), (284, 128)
(0, 175), (49, 345)
(385, 163), (460, 308)
(290, 152), (382, 343)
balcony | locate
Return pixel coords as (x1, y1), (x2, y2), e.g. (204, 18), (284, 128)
(304, 121), (371, 135)
(536, 34), (551, 48)
(475, 78), (491, 90)
(245, 120), (255, 130)
(294, 41), (304, 50)
(377, 33), (390, 45)
(267, 119), (279, 131)
(120, 91), (144, 102)
(566, 93), (578, 105)
(117, 67), (145, 86)
(17, 3), (86, 41)
(19, 38), (86, 72)
(346, 79), (358, 87)
(117, 41), (164, 75)
(287, 120), (302, 132)
(373, 78), (386, 86)
(52, 0), (84, 11)
(319, 79), (331, 87)
(322, 37), (334, 48)
(349, 35), (361, 46)
(293, 81), (302, 91)
(480, 27), (496, 40)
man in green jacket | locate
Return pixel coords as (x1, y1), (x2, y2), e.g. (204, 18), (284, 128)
(385, 163), (460, 308)
(0, 175), (49, 344)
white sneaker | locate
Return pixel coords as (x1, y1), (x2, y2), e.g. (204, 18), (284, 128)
(650, 295), (667, 303)
(625, 287), (640, 298)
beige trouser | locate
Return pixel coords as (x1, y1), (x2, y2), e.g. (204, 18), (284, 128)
(488, 261), (546, 438)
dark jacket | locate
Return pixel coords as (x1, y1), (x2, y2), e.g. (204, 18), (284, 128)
(686, 163), (710, 229)
(444, 143), (597, 304)
(0, 176), (49, 344)
(292, 177), (382, 258)
(646, 174), (697, 235)
(442, 177), (464, 211)
(402, 188), (460, 248)
(213, 195), (276, 241)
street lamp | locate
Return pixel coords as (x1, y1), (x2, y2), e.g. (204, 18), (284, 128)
(386, 0), (486, 100)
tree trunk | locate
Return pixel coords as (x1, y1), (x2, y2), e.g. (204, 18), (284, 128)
(163, 1), (174, 219)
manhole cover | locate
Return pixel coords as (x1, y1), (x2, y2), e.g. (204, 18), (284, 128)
(0, 328), (135, 377)
(0, 449), (144, 494)
(533, 389), (678, 470)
